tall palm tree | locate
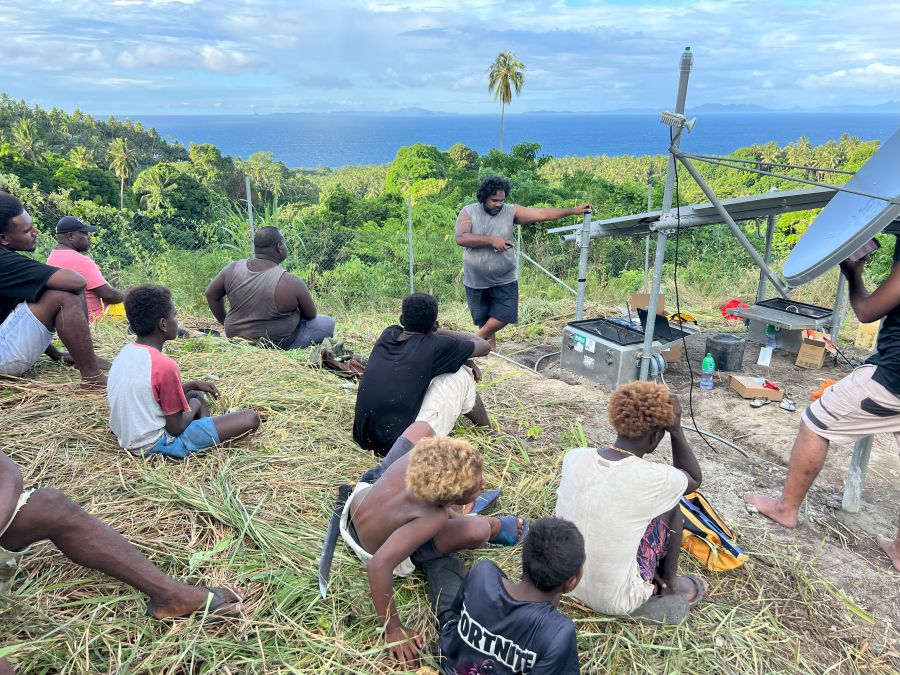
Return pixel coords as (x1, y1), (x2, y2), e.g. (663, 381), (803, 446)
(133, 165), (177, 210)
(486, 51), (525, 153)
(106, 138), (138, 211)
(68, 146), (94, 169)
(11, 120), (43, 163)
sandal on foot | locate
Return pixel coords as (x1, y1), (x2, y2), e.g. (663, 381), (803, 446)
(485, 516), (529, 548)
(471, 489), (501, 515)
(627, 594), (690, 626)
(145, 586), (242, 623)
(683, 574), (709, 609)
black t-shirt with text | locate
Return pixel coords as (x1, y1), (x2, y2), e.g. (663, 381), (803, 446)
(866, 273), (900, 396)
(353, 326), (475, 455)
(439, 560), (581, 675)
(0, 248), (58, 324)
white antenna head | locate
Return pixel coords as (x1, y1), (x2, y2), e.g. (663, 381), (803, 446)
(660, 111), (697, 133)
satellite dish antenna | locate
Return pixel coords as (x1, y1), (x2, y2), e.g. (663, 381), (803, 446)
(783, 130), (900, 286)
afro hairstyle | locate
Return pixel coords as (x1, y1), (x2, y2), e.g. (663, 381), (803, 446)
(405, 436), (483, 506)
(522, 517), (585, 592)
(476, 176), (511, 204)
(608, 381), (675, 438)
(401, 292), (439, 334)
(125, 284), (174, 336)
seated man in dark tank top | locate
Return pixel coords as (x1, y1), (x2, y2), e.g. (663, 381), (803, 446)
(205, 227), (335, 350)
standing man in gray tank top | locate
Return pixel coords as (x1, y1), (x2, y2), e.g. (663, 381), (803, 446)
(455, 176), (592, 350)
(205, 226), (335, 350)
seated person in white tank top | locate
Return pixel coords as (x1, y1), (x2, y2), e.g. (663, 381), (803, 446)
(205, 226), (334, 350)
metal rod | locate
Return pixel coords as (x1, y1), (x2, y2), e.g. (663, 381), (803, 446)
(639, 232), (668, 380)
(641, 48), (692, 381)
(245, 176), (255, 256)
(842, 435), (874, 513)
(644, 184), (653, 293)
(685, 153), (854, 175)
(679, 153), (900, 205)
(516, 223), (522, 282)
(675, 153), (792, 298)
(757, 213), (777, 303)
(829, 272), (847, 344)
(407, 195), (414, 294)
(575, 212), (592, 320)
(518, 251), (577, 295)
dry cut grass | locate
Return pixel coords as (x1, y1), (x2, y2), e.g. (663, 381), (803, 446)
(0, 312), (898, 674)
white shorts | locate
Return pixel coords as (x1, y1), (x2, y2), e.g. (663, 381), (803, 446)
(415, 365), (477, 437)
(802, 365), (900, 446)
(0, 490), (34, 565)
(0, 303), (55, 377)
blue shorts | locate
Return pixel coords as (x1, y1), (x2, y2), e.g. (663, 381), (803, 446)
(145, 417), (221, 459)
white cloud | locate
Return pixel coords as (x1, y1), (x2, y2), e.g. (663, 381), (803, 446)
(798, 62), (900, 90)
(116, 43), (256, 74)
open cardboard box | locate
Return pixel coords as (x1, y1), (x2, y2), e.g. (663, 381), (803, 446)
(796, 337), (827, 370)
(631, 293), (667, 316)
(729, 375), (784, 402)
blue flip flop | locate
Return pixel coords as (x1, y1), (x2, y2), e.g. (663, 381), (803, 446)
(471, 489), (501, 515)
(486, 516), (529, 548)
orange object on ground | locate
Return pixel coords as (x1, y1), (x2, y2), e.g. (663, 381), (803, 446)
(811, 379), (838, 401)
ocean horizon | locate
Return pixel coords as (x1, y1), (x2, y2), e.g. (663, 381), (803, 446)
(133, 112), (900, 170)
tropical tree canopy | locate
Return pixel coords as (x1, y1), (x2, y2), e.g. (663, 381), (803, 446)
(486, 51), (525, 152)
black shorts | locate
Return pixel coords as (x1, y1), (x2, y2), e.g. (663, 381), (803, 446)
(465, 282), (519, 326)
(347, 518), (443, 565)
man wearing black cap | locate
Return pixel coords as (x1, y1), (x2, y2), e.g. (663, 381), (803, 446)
(47, 216), (128, 322)
(0, 194), (109, 387)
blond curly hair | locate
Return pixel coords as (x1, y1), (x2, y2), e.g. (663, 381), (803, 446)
(405, 437), (484, 506)
(608, 381), (675, 438)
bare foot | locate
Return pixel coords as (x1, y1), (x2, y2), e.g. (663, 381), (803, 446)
(876, 535), (900, 571)
(78, 372), (108, 390)
(96, 357), (113, 370)
(151, 584), (245, 620)
(744, 492), (798, 528)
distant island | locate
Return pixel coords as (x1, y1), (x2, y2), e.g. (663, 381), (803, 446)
(258, 102), (899, 117)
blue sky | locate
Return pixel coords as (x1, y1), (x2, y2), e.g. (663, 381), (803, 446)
(2, 0), (898, 115)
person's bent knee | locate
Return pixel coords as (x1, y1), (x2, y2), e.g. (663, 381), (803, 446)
(464, 517), (492, 549)
(29, 487), (81, 521)
(247, 410), (261, 431)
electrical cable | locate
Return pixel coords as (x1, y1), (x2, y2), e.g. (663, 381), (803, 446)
(534, 350), (560, 372)
(670, 127), (720, 455)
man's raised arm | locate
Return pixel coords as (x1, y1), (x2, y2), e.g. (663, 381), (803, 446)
(840, 260), (899, 324)
(513, 203), (593, 226)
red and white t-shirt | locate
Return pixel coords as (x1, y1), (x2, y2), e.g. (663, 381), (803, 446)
(108, 343), (190, 450)
(46, 249), (108, 322)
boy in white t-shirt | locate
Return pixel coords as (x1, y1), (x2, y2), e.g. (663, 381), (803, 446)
(555, 382), (708, 621)
(108, 284), (260, 458)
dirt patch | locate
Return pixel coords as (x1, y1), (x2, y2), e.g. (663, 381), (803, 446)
(486, 331), (900, 626)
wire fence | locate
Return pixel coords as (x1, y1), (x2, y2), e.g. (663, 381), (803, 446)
(19, 183), (845, 320)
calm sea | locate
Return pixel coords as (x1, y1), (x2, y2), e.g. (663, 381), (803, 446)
(134, 112), (900, 169)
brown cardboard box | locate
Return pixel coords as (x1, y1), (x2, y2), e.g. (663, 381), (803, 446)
(855, 321), (881, 351)
(631, 293), (666, 316)
(729, 375), (784, 402)
(662, 343), (682, 363)
(795, 337), (827, 370)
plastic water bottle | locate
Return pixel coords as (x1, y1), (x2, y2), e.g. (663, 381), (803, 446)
(765, 324), (777, 349)
(700, 353), (715, 390)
